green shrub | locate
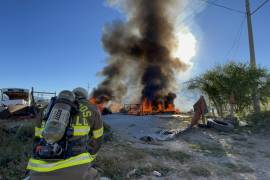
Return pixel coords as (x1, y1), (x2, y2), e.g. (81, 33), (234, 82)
(245, 111), (270, 132)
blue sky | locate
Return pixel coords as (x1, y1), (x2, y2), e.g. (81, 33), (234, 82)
(191, 0), (270, 75)
(0, 0), (269, 94)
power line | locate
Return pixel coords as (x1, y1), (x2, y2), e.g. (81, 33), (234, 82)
(251, 0), (270, 15)
(197, 0), (245, 14)
(224, 15), (246, 61)
(180, 0), (220, 25)
(231, 18), (245, 59)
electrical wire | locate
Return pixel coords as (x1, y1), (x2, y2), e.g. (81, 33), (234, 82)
(230, 16), (246, 59)
(197, 0), (245, 14)
(180, 0), (220, 25)
(224, 15), (246, 61)
(251, 0), (270, 15)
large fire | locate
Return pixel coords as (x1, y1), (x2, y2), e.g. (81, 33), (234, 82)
(126, 98), (180, 116)
(140, 98), (180, 115)
(90, 96), (180, 116)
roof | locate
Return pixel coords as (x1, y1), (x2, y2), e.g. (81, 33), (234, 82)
(1, 88), (29, 93)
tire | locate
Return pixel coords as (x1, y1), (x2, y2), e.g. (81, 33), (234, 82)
(224, 116), (239, 126)
(198, 124), (210, 128)
(207, 119), (234, 132)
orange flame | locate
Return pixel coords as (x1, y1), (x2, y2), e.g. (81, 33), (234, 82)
(89, 98), (105, 113)
(141, 98), (153, 115)
(157, 103), (163, 113)
(138, 98), (180, 115)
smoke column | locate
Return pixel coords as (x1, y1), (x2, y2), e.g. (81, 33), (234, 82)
(92, 0), (189, 104)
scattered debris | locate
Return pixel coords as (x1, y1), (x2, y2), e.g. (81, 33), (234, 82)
(100, 177), (111, 180)
(0, 106), (11, 119)
(157, 129), (179, 141)
(239, 121), (248, 127)
(140, 136), (155, 143)
(153, 170), (162, 177)
(207, 119), (234, 132)
(126, 169), (137, 178)
(156, 127), (191, 141)
(127, 142), (132, 145)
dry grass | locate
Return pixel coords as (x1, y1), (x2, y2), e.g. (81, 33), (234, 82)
(95, 144), (181, 179)
(223, 162), (254, 173)
(133, 164), (173, 178)
(189, 143), (226, 157)
(264, 152), (270, 159)
(188, 166), (211, 177)
(147, 148), (191, 163)
(95, 156), (130, 179)
(95, 143), (148, 179)
(95, 154), (173, 180)
(0, 123), (34, 180)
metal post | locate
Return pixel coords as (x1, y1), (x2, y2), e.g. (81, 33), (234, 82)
(246, 0), (260, 112)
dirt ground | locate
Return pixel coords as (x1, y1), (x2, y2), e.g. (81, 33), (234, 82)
(96, 114), (270, 180)
(1, 115), (270, 180)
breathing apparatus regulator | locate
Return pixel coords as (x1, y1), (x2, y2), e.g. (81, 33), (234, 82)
(35, 90), (79, 159)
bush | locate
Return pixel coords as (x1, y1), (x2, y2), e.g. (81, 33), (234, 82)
(245, 111), (270, 132)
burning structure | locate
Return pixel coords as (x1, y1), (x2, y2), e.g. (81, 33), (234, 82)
(91, 0), (192, 114)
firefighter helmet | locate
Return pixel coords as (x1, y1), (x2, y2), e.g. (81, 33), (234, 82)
(73, 87), (88, 100)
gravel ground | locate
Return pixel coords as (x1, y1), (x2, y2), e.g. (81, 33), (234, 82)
(101, 114), (270, 180)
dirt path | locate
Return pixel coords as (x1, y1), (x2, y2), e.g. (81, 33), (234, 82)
(96, 114), (270, 180)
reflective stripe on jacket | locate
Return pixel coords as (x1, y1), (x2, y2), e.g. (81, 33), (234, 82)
(27, 152), (94, 172)
(93, 127), (103, 139)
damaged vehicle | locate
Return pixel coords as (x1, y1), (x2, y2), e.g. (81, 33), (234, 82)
(0, 88), (36, 118)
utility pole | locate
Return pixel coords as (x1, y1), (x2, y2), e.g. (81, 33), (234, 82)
(245, 0), (260, 112)
(87, 83), (90, 94)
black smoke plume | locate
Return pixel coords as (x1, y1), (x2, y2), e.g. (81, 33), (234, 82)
(92, 0), (187, 105)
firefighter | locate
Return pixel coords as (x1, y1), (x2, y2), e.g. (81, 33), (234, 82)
(27, 87), (103, 180)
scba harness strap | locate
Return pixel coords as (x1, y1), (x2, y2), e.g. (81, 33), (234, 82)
(34, 125), (91, 138)
(56, 98), (80, 115)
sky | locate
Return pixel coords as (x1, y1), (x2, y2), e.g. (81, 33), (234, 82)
(0, 0), (269, 96)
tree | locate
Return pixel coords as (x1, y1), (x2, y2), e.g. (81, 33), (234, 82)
(187, 67), (225, 116)
(187, 62), (270, 116)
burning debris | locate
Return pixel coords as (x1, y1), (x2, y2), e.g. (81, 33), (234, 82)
(139, 92), (180, 115)
(91, 0), (190, 111)
(122, 92), (180, 115)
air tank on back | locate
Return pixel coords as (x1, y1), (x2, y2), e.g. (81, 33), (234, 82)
(42, 90), (75, 143)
